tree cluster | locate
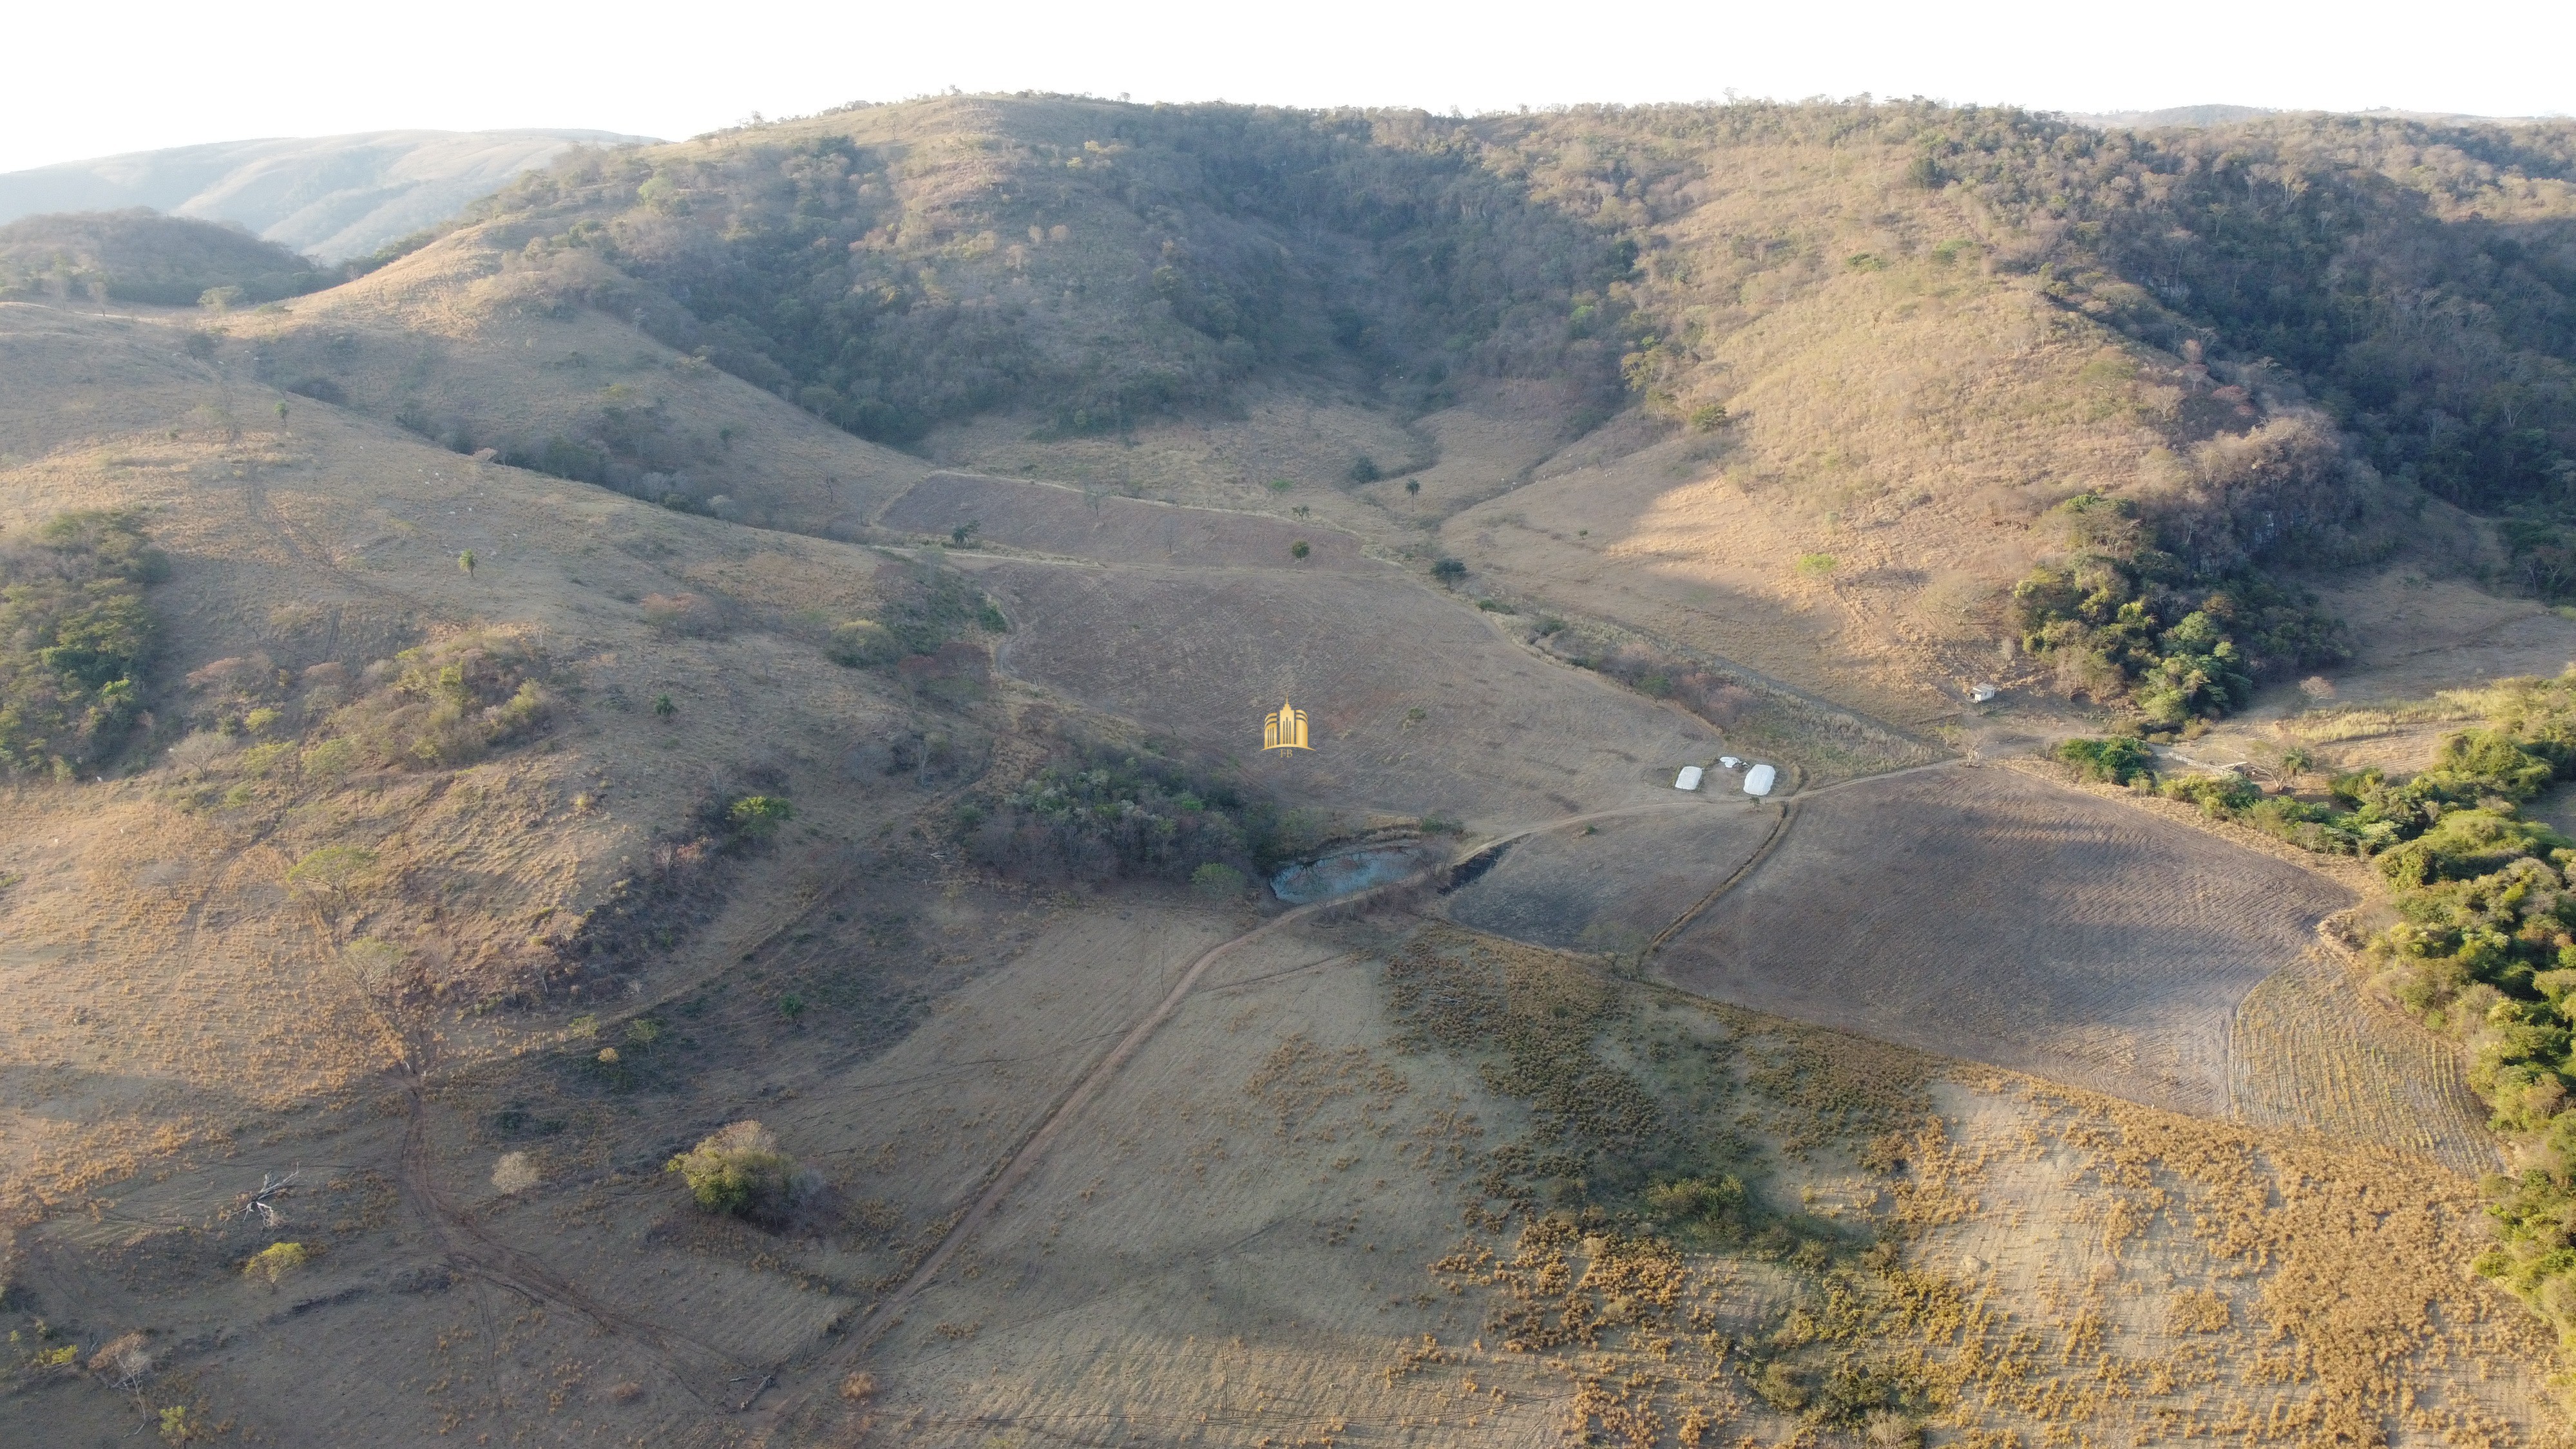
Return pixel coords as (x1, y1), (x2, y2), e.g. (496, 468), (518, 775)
(0, 510), (164, 778)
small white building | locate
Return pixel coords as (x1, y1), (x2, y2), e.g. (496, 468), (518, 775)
(1742, 762), (1778, 797)
(1719, 755), (1742, 770)
(1674, 765), (1704, 791)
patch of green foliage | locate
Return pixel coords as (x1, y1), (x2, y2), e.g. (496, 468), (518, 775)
(958, 739), (1318, 884)
(2052, 735), (2154, 786)
(2013, 494), (2345, 726)
(0, 509), (165, 778)
(327, 634), (549, 770)
(666, 1121), (797, 1219)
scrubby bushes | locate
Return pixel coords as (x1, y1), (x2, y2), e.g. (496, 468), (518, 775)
(957, 739), (1315, 886)
(327, 634), (551, 769)
(667, 1121), (799, 1219)
(2052, 735), (2153, 786)
(2012, 495), (2345, 727)
(0, 509), (164, 778)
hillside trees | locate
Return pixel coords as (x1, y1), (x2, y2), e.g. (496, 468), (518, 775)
(0, 509), (166, 778)
(477, 100), (1634, 444)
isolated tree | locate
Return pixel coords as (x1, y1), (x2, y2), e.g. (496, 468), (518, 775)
(667, 1121), (795, 1218)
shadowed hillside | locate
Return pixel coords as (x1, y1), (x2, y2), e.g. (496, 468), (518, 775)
(0, 211), (329, 307)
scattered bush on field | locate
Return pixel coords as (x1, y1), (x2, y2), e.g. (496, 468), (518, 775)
(825, 618), (901, 667)
(667, 1121), (797, 1219)
(725, 794), (793, 838)
(314, 632), (551, 771)
(825, 564), (1005, 674)
(0, 509), (166, 778)
(491, 1151), (540, 1194)
(241, 1242), (310, 1287)
(1396, 927), (1934, 1439)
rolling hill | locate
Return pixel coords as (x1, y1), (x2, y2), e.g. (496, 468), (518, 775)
(0, 129), (653, 263)
(6, 95), (2576, 1448)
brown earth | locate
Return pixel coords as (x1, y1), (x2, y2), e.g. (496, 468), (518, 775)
(975, 557), (1727, 829)
(1657, 765), (2352, 1115)
(1445, 804), (1780, 956)
(880, 471), (1369, 571)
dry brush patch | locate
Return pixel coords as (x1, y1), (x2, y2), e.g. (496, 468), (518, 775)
(1380, 925), (2570, 1447)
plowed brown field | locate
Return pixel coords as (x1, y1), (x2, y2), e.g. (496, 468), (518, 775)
(1445, 805), (1779, 954)
(1656, 766), (2352, 1114)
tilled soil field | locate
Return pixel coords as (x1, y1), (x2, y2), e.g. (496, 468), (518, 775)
(2229, 949), (2499, 1173)
(975, 558), (1722, 828)
(1655, 766), (2352, 1115)
(1445, 804), (1780, 954)
(882, 472), (1369, 571)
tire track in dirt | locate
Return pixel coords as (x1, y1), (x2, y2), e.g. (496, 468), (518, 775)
(393, 1072), (745, 1412)
(741, 795), (1789, 1439)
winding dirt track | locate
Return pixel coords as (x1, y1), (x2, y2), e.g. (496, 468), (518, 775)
(738, 792), (1771, 1439)
(394, 764), (1957, 1442)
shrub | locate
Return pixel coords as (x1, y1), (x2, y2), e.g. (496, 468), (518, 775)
(242, 1242), (310, 1287)
(1348, 456), (1381, 484)
(1431, 558), (1467, 585)
(1191, 862), (1247, 899)
(667, 1121), (796, 1218)
(726, 795), (793, 837)
(2054, 735), (2155, 786)
(2159, 771), (2260, 816)
(1795, 553), (1836, 576)
(491, 1151), (540, 1194)
(959, 739), (1312, 884)
(1687, 402), (1730, 431)
(826, 619), (901, 667)
(1290, 540), (1311, 560)
(318, 632), (551, 769)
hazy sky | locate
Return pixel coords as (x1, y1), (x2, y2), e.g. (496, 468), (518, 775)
(5, 0), (2569, 173)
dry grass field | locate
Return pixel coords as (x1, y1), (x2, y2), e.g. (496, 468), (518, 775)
(976, 557), (1724, 829)
(1657, 766), (2352, 1115)
(879, 471), (1369, 571)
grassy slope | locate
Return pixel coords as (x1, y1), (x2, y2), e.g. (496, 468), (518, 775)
(0, 298), (958, 1225)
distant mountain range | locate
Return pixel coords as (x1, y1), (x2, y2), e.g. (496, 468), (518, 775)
(0, 129), (654, 262)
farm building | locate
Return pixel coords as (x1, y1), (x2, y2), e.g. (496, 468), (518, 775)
(1742, 763), (1777, 797)
(1675, 766), (1704, 791)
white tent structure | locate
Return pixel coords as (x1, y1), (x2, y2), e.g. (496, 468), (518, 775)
(1674, 766), (1704, 791)
(1742, 763), (1778, 797)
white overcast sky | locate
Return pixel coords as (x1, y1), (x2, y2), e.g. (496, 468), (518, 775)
(5, 0), (2570, 174)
